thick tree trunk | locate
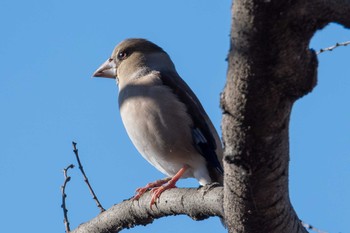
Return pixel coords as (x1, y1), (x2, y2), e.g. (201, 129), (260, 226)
(221, 0), (350, 232)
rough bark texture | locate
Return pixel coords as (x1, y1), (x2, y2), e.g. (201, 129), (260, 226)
(221, 0), (350, 233)
(71, 185), (223, 233)
(69, 0), (350, 232)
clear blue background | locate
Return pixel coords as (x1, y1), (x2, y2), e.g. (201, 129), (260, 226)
(0, 1), (349, 232)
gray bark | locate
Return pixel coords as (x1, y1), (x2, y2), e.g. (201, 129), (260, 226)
(221, 0), (350, 232)
(71, 185), (223, 233)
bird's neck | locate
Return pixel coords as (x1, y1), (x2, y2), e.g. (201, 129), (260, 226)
(143, 52), (176, 73)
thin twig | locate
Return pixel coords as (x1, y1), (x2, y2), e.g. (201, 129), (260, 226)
(72, 141), (105, 212)
(317, 41), (350, 54)
(301, 220), (328, 233)
(61, 164), (74, 233)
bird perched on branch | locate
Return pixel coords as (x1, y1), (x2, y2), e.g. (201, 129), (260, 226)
(93, 38), (223, 207)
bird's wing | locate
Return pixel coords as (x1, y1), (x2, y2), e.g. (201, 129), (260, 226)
(159, 71), (223, 174)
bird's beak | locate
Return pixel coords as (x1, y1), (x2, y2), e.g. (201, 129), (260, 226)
(92, 58), (117, 78)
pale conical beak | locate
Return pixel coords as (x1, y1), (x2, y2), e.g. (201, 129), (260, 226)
(92, 58), (117, 78)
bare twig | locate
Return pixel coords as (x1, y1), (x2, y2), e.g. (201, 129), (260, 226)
(301, 221), (328, 233)
(317, 41), (350, 54)
(72, 141), (105, 212)
(61, 164), (75, 233)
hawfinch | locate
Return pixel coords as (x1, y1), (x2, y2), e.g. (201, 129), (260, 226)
(93, 38), (223, 206)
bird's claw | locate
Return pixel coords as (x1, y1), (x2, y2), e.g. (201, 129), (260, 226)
(132, 178), (171, 201)
(132, 167), (186, 209)
(149, 183), (177, 209)
(132, 187), (148, 200)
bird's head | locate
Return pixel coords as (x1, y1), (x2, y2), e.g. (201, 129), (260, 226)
(93, 38), (176, 85)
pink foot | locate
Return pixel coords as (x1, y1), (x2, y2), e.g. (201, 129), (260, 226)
(132, 178), (171, 200)
(132, 166), (188, 209)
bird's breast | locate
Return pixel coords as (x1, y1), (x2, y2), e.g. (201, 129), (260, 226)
(118, 84), (196, 176)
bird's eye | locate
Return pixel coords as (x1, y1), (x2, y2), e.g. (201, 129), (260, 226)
(117, 52), (128, 60)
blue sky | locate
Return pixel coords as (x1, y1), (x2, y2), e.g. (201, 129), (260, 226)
(0, 1), (349, 233)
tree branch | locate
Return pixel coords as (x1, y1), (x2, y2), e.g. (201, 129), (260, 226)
(317, 41), (350, 54)
(72, 141), (105, 212)
(310, 0), (350, 27)
(221, 0), (350, 232)
(71, 185), (223, 233)
(61, 164), (74, 233)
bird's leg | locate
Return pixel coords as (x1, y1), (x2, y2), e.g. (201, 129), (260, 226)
(150, 166), (188, 208)
(133, 177), (171, 200)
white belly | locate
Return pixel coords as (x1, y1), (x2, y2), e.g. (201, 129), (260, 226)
(119, 84), (199, 177)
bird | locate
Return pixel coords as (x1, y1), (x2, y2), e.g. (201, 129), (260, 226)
(93, 38), (223, 207)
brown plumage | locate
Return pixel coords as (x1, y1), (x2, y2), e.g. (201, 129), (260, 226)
(93, 38), (223, 205)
